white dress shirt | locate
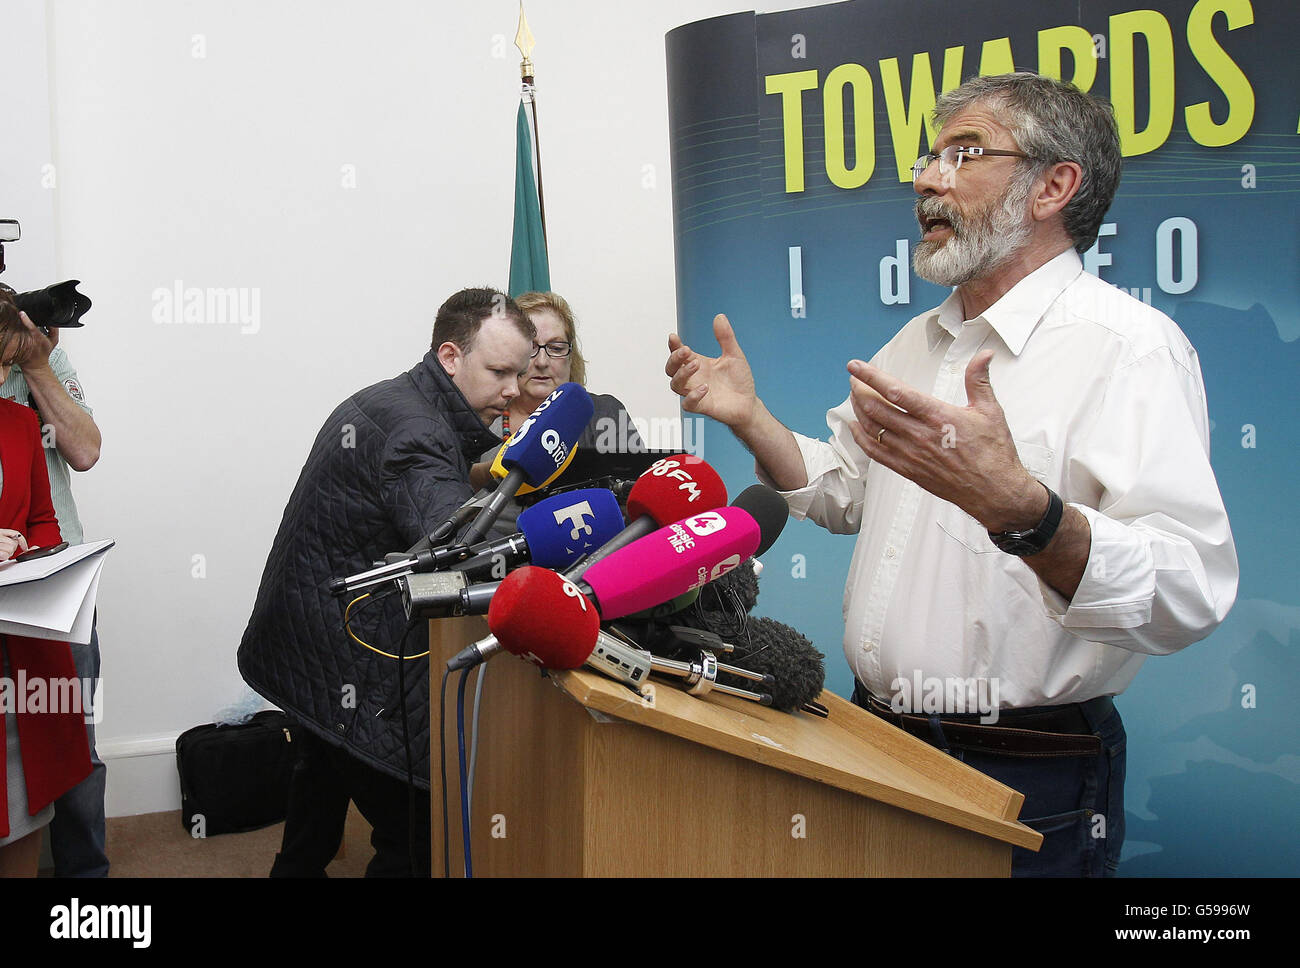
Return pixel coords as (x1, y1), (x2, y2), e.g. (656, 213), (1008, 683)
(768, 249), (1238, 710)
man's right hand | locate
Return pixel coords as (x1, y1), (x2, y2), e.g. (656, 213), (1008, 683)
(665, 313), (809, 491)
(665, 314), (759, 432)
(0, 530), (30, 562)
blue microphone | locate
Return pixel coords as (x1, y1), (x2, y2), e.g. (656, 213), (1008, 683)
(450, 488), (625, 580)
(461, 383), (594, 545)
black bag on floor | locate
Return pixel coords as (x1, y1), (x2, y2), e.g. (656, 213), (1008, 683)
(176, 710), (297, 836)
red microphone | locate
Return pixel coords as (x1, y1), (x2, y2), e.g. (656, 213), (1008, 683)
(486, 566), (601, 669)
(565, 454), (727, 580)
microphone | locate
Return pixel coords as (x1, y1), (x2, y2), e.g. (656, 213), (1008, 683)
(447, 566), (601, 672)
(486, 436), (579, 498)
(448, 488), (624, 581)
(620, 586), (702, 622)
(604, 485), (782, 622)
(563, 454), (727, 580)
(715, 616), (826, 713)
(578, 505), (760, 618)
(417, 487), (494, 551)
(728, 484), (789, 558)
(461, 383), (594, 545)
(586, 628), (772, 704)
(441, 505), (759, 622)
(442, 506), (762, 668)
(476, 577), (768, 706)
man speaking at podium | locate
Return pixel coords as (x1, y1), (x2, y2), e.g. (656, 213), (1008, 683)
(239, 288), (533, 877)
(667, 73), (1237, 876)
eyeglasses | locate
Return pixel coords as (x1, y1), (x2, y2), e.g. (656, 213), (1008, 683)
(530, 340), (571, 359)
(911, 145), (1033, 182)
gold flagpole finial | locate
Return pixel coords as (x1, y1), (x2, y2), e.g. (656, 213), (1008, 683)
(515, 2), (536, 80)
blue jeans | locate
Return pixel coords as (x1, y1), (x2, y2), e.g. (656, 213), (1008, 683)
(49, 622), (109, 877)
(852, 683), (1125, 877)
(958, 702), (1126, 877)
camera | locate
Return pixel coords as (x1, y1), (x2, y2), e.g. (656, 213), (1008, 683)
(0, 218), (92, 329)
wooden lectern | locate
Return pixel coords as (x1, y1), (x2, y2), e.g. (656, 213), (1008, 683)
(429, 617), (1041, 877)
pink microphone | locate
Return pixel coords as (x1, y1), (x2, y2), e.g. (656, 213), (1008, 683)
(580, 506), (760, 619)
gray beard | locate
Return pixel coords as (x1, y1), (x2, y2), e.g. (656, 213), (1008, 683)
(913, 177), (1035, 288)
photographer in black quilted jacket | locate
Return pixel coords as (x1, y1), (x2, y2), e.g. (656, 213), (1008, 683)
(238, 288), (534, 877)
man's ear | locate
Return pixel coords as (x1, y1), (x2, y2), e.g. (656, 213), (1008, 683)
(436, 340), (461, 376)
(1032, 160), (1083, 223)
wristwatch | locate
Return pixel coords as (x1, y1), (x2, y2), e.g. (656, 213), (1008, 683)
(988, 483), (1063, 556)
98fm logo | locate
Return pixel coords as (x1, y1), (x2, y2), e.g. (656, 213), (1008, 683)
(647, 457), (702, 502)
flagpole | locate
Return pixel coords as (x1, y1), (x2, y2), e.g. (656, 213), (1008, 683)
(516, 5), (548, 248)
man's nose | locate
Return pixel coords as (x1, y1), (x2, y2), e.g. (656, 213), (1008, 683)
(913, 157), (945, 196)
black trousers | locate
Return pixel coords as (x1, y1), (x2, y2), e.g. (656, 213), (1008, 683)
(270, 726), (430, 878)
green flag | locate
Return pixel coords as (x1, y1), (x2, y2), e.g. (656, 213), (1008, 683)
(509, 101), (549, 297)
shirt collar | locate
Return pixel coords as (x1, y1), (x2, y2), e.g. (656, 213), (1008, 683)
(924, 248), (1084, 356)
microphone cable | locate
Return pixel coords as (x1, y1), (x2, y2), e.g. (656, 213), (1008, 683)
(457, 666), (474, 878)
(467, 661), (489, 823)
(343, 587), (430, 660)
(439, 666), (452, 878)
(397, 617), (425, 878)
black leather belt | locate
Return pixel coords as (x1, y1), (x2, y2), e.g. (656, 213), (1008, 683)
(855, 682), (1113, 758)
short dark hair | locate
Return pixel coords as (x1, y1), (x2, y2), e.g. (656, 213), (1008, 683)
(431, 288), (534, 352)
(933, 73), (1122, 253)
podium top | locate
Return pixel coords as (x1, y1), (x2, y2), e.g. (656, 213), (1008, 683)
(551, 669), (1043, 851)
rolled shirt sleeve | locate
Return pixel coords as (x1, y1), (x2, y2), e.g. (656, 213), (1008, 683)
(1040, 346), (1238, 655)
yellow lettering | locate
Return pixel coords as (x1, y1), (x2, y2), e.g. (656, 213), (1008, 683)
(1038, 25), (1098, 91)
(1185, 0), (1255, 147)
(823, 63), (876, 189)
(979, 37), (1016, 76)
(1110, 10), (1176, 157)
(765, 70), (820, 193)
(879, 48), (965, 182)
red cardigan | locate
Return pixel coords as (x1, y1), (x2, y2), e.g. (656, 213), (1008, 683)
(0, 397), (91, 839)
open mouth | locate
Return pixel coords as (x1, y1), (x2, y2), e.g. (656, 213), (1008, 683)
(919, 211), (956, 242)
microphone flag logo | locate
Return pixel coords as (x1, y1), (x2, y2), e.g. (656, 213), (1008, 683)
(553, 500), (595, 540)
(683, 511), (727, 537)
(709, 554), (742, 580)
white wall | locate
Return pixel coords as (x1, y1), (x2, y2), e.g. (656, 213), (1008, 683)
(0, 0), (57, 282)
(13, 0), (824, 815)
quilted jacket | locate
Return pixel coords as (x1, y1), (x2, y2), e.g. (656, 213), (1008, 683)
(237, 353), (500, 788)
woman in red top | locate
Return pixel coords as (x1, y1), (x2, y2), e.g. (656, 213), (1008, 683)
(0, 292), (91, 876)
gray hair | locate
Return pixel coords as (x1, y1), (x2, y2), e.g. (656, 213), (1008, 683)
(932, 73), (1122, 253)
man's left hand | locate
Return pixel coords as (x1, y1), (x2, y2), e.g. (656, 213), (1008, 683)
(16, 310), (59, 366)
(846, 350), (1046, 533)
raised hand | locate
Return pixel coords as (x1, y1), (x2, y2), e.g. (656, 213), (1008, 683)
(845, 350), (1046, 532)
(665, 314), (760, 433)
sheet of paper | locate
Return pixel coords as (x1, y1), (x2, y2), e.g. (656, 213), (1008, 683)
(0, 551), (110, 645)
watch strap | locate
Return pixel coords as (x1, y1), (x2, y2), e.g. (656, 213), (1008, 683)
(988, 484), (1063, 556)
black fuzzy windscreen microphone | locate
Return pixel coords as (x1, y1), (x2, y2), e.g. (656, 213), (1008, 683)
(675, 558), (760, 635)
(716, 616), (825, 712)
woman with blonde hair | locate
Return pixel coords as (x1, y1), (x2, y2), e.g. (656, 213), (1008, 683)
(500, 291), (643, 453)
